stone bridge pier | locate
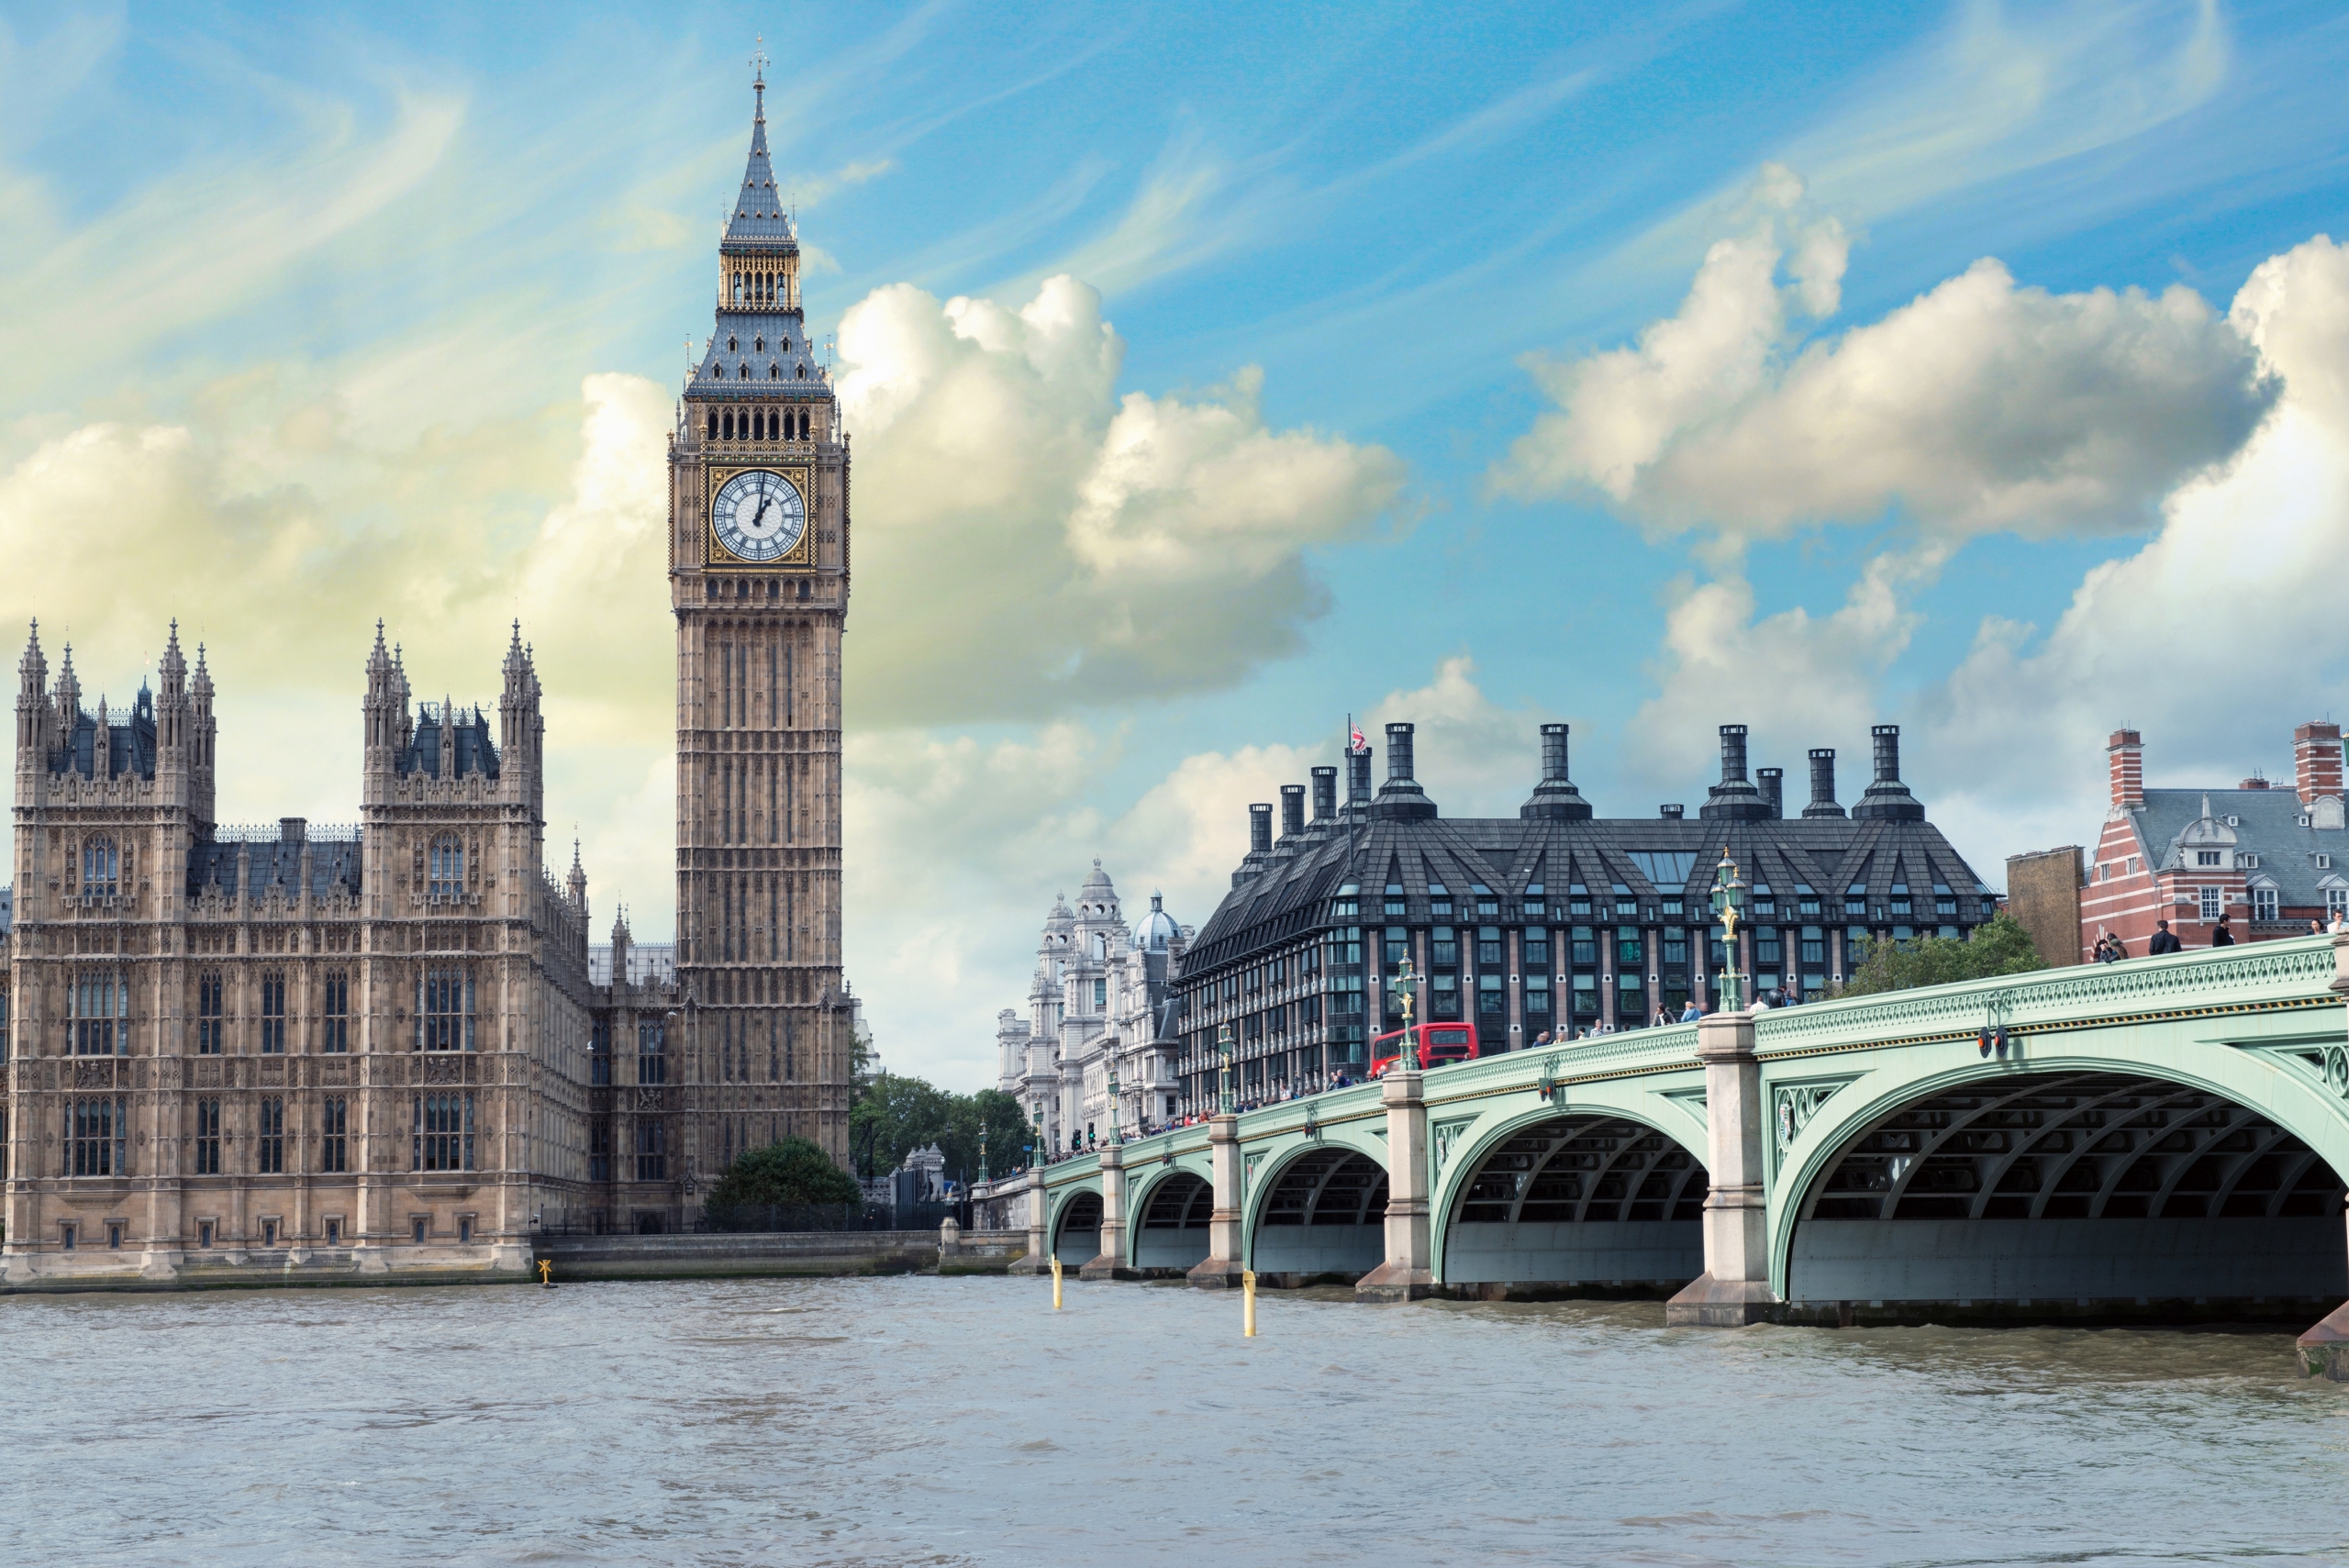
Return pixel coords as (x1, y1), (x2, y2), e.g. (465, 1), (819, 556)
(1010, 935), (2349, 1371)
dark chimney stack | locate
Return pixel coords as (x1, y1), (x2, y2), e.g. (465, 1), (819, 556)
(1701, 722), (1771, 820)
(1660, 803), (1685, 819)
(1757, 767), (1783, 818)
(1803, 749), (1843, 818)
(1386, 722), (1415, 783)
(1521, 721), (1593, 820)
(1852, 724), (1923, 821)
(1371, 722), (1438, 820)
(1249, 803), (1273, 855)
(1310, 765), (1338, 821)
(1279, 784), (1306, 840)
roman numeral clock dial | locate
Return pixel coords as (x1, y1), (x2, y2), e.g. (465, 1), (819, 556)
(711, 468), (806, 562)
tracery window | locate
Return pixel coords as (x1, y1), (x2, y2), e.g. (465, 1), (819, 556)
(256, 1096), (285, 1173)
(260, 973), (286, 1054)
(197, 972), (224, 1054)
(82, 837), (118, 896)
(429, 835), (465, 900)
(69, 1095), (126, 1176)
(414, 1093), (474, 1172)
(320, 1096), (348, 1173)
(638, 1019), (667, 1085)
(417, 968), (474, 1051)
(322, 972), (349, 1053)
(195, 1098), (221, 1174)
(635, 1119), (667, 1181)
(71, 972), (126, 1056)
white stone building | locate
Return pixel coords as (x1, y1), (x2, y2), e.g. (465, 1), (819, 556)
(995, 862), (1189, 1156)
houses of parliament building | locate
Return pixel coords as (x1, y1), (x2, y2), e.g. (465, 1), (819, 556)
(0, 66), (849, 1285)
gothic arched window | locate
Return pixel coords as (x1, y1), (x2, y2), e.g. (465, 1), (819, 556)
(768, 363), (779, 380)
(429, 834), (464, 900)
(707, 411), (718, 440)
(81, 837), (118, 897)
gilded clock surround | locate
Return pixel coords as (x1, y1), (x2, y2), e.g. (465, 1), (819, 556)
(706, 462), (815, 569)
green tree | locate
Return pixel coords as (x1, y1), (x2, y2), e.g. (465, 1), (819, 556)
(849, 1071), (956, 1179)
(705, 1136), (862, 1209)
(848, 1075), (1039, 1184)
(1839, 912), (2046, 996)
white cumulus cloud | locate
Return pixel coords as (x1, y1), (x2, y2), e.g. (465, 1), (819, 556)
(1496, 169), (2277, 545)
(838, 273), (1406, 725)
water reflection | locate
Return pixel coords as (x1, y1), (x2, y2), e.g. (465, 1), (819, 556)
(4, 1277), (2345, 1566)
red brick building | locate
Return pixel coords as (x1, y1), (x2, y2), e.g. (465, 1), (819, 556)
(2080, 722), (2349, 960)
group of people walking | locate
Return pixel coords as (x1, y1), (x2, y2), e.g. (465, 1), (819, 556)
(2097, 909), (2347, 963)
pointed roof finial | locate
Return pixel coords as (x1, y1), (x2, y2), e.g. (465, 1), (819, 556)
(751, 35), (768, 105)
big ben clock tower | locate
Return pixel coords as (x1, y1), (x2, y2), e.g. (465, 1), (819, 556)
(671, 56), (850, 1166)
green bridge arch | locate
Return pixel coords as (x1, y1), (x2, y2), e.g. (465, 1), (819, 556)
(1019, 936), (2349, 1335)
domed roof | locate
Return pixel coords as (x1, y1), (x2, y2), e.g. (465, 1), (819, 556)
(1082, 857), (1116, 893)
(1044, 893), (1074, 933)
(1136, 891), (1181, 951)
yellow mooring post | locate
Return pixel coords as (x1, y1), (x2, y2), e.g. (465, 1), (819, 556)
(1242, 1269), (1258, 1337)
(1052, 1254), (1064, 1309)
(537, 1258), (553, 1288)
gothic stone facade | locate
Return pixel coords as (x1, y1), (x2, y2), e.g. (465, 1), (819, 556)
(1, 624), (595, 1284)
(670, 66), (852, 1167)
(0, 69), (860, 1282)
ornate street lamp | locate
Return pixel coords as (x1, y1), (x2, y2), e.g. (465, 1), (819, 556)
(1030, 1102), (1043, 1168)
(1393, 956), (1422, 1071)
(978, 1131), (989, 1185)
(1218, 1023), (1236, 1115)
(1709, 848), (1748, 1015)
(1107, 1061), (1123, 1147)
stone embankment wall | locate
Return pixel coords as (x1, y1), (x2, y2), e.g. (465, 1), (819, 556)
(537, 1230), (1023, 1282)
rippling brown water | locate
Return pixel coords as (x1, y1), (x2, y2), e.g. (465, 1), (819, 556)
(5, 1275), (2347, 1566)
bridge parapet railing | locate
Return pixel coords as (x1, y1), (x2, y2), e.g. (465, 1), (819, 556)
(1753, 932), (2343, 1057)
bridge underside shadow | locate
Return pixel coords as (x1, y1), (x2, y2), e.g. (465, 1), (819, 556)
(1446, 1114), (1707, 1299)
(1132, 1172), (1210, 1275)
(1252, 1150), (1387, 1287)
(1052, 1190), (1101, 1266)
(1790, 1070), (2349, 1325)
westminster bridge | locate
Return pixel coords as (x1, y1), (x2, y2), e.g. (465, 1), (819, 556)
(976, 934), (2349, 1372)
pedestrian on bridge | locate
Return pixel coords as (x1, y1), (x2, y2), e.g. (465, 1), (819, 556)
(2149, 920), (2181, 955)
(2211, 915), (2236, 947)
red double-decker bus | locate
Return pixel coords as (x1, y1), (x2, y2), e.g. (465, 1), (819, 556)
(1368, 1022), (1480, 1078)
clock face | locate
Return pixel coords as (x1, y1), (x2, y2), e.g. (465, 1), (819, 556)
(711, 469), (806, 562)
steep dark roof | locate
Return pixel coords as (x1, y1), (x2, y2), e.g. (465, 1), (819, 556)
(186, 832), (363, 901)
(2125, 787), (2349, 906)
(399, 706), (498, 781)
(1182, 811), (1988, 976)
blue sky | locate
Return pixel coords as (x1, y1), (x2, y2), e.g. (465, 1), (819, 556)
(6, 1), (2348, 1084)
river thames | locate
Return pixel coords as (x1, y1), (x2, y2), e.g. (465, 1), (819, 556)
(5, 1274), (2345, 1566)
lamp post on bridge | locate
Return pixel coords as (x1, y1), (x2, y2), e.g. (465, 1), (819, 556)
(1710, 850), (1748, 1014)
(1218, 1024), (1235, 1114)
(1392, 957), (1422, 1070)
(1107, 1062), (1122, 1148)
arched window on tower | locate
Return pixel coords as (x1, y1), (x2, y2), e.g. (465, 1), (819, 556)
(722, 411), (734, 440)
(82, 836), (117, 897)
(707, 411), (718, 440)
(429, 834), (464, 900)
